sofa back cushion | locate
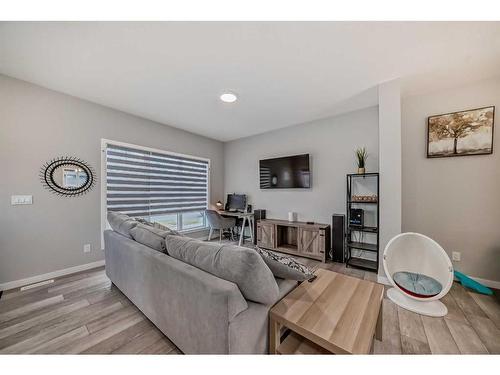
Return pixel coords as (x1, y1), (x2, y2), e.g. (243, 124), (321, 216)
(166, 235), (279, 305)
(107, 211), (138, 239)
(129, 223), (170, 253)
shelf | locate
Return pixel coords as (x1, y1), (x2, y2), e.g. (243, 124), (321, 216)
(346, 241), (378, 252)
(346, 173), (379, 177)
(277, 332), (330, 355)
(348, 225), (378, 233)
(346, 257), (378, 271)
(346, 172), (379, 274)
(276, 244), (299, 252)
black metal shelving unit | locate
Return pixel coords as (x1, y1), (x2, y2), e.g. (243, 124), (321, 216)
(346, 173), (379, 272)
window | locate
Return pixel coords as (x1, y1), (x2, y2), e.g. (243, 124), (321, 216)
(62, 168), (87, 187)
(102, 140), (209, 233)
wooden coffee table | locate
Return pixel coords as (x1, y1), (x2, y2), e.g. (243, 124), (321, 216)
(270, 268), (384, 354)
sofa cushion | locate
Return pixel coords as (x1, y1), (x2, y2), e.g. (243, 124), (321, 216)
(256, 247), (316, 281)
(133, 217), (182, 237)
(107, 211), (138, 239)
(166, 235), (279, 304)
(134, 217), (155, 227)
(152, 221), (182, 236)
(129, 223), (170, 253)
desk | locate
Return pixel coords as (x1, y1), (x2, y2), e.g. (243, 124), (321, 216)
(219, 211), (255, 246)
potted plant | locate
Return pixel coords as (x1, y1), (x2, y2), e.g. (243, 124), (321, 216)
(355, 147), (367, 174)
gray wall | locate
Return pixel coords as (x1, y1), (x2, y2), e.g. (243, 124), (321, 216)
(402, 77), (500, 282)
(224, 106), (379, 226)
(3, 70), (497, 286)
(0, 75), (224, 285)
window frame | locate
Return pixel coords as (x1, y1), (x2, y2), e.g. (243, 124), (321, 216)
(100, 138), (210, 249)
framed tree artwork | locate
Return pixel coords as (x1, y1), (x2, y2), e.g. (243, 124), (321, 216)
(427, 106), (495, 158)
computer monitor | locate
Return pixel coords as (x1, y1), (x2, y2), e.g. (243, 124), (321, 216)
(226, 194), (247, 212)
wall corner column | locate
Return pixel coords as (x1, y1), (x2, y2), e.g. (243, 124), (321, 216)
(378, 79), (402, 277)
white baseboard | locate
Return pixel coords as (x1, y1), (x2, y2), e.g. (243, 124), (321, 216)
(0, 260), (105, 292)
(377, 275), (391, 286)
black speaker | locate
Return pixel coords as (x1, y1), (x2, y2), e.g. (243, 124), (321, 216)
(253, 209), (266, 245)
(331, 214), (345, 263)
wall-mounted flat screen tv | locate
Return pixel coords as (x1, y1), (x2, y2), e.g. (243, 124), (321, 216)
(259, 154), (311, 189)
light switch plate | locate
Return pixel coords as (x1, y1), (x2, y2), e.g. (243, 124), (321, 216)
(11, 195), (33, 205)
(83, 244), (91, 253)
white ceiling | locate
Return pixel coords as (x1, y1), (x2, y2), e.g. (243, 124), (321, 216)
(1, 22), (499, 141)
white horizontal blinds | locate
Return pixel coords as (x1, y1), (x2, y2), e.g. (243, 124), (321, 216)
(106, 143), (209, 217)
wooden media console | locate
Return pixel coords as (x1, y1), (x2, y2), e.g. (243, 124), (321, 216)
(256, 219), (330, 262)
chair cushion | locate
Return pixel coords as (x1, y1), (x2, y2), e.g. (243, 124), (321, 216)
(107, 212), (138, 239)
(393, 271), (442, 298)
(255, 247), (316, 281)
(166, 235), (279, 304)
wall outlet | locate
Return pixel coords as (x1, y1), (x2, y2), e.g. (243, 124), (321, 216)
(11, 195), (33, 205)
(452, 251), (461, 261)
(83, 244), (91, 253)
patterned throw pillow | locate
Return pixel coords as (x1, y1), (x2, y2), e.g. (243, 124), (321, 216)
(255, 246), (316, 281)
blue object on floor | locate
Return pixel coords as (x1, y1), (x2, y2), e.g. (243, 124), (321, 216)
(454, 270), (493, 295)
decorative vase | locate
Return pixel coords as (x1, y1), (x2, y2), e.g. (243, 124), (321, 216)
(358, 167), (365, 174)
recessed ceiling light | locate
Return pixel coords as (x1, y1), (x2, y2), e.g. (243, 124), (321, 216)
(220, 92), (238, 103)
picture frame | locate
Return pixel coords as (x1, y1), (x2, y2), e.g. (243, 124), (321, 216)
(427, 106), (495, 158)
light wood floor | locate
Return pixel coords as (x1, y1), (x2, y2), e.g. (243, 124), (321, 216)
(0, 254), (499, 354)
(0, 267), (180, 354)
(297, 257), (500, 354)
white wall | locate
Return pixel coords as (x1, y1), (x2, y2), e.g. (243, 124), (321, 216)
(402, 77), (500, 282)
(378, 80), (402, 275)
(224, 107), (379, 226)
(0, 75), (224, 287)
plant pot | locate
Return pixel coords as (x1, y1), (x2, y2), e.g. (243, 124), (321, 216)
(357, 167), (365, 174)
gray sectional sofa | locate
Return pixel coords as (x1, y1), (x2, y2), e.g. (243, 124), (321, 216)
(104, 218), (297, 354)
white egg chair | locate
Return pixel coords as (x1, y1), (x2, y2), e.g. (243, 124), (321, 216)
(383, 232), (454, 317)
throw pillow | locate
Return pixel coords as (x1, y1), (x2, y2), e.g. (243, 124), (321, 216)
(255, 246), (316, 281)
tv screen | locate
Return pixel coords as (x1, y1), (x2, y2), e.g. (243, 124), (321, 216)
(259, 154), (311, 189)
